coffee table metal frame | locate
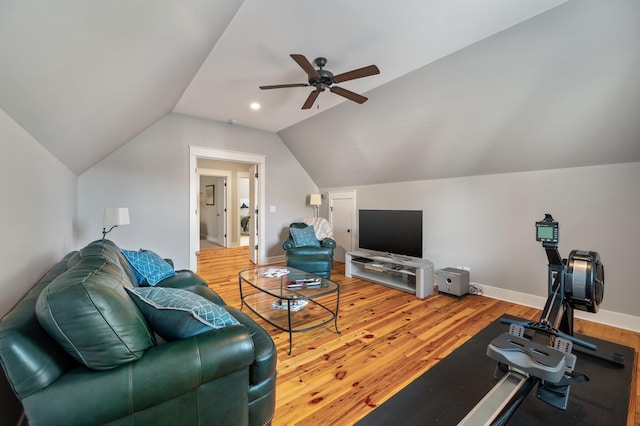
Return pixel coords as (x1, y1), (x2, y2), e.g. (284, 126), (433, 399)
(238, 267), (340, 354)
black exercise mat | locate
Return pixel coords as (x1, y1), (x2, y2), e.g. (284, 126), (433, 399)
(357, 315), (634, 425)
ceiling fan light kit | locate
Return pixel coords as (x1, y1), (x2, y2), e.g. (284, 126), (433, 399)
(260, 54), (380, 109)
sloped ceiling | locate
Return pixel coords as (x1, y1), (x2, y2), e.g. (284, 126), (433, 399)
(0, 0), (244, 175)
(279, 0), (640, 187)
(1, 0), (639, 184)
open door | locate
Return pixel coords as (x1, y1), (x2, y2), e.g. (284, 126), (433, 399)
(248, 164), (258, 264)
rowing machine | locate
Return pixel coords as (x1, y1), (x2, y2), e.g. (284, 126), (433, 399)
(459, 214), (613, 425)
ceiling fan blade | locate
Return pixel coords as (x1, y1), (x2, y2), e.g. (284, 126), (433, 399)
(259, 83), (308, 90)
(330, 86), (368, 104)
(290, 54), (321, 80)
(302, 90), (320, 109)
(332, 65), (380, 83)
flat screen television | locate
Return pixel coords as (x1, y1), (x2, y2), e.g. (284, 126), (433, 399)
(358, 209), (423, 259)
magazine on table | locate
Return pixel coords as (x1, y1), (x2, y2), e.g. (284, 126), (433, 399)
(262, 268), (290, 278)
(271, 299), (308, 312)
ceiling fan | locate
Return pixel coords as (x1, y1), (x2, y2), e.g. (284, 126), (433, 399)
(260, 54), (380, 109)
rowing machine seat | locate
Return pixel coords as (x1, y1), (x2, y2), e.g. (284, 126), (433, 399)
(487, 332), (568, 383)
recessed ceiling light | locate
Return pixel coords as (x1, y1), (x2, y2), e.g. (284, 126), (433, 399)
(250, 102), (261, 110)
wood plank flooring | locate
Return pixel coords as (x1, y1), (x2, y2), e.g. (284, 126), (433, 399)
(197, 247), (639, 425)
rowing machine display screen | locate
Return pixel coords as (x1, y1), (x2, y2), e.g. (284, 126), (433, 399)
(536, 214), (559, 244)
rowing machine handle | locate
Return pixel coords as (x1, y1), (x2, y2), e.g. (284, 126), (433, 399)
(499, 318), (598, 351)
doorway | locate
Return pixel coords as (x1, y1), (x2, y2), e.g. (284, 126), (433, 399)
(198, 170), (229, 249)
(328, 190), (356, 262)
(189, 146), (265, 271)
(238, 172), (250, 247)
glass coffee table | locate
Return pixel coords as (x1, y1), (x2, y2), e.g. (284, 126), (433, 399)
(238, 266), (340, 354)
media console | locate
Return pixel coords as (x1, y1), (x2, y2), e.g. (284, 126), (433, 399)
(345, 251), (434, 299)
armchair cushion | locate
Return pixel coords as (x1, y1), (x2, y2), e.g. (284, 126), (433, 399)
(289, 225), (321, 247)
(126, 287), (239, 341)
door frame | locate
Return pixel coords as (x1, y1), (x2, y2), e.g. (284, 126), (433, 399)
(189, 146), (265, 271)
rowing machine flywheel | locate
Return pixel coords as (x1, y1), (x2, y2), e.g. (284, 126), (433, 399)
(565, 250), (604, 313)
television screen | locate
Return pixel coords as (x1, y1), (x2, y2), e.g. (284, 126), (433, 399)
(358, 210), (423, 259)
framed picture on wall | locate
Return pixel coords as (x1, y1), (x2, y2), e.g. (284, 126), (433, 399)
(206, 185), (215, 205)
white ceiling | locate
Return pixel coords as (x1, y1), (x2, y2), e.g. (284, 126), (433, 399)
(2, 0), (638, 186)
(175, 0), (568, 132)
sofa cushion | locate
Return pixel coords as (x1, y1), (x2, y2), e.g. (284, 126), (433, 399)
(121, 248), (175, 285)
(290, 225), (320, 247)
(35, 257), (156, 370)
(67, 239), (139, 285)
(126, 287), (239, 341)
(158, 269), (210, 291)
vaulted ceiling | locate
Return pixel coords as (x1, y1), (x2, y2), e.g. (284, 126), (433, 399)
(1, 1), (638, 187)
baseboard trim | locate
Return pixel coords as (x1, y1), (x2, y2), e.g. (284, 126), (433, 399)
(254, 267), (640, 333)
(264, 255), (285, 265)
(476, 281), (640, 333)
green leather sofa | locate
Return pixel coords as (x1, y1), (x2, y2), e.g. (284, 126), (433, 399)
(0, 240), (276, 426)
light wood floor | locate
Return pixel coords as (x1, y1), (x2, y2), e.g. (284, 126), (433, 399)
(197, 247), (639, 425)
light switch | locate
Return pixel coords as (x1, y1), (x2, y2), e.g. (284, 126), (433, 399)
(269, 205), (276, 212)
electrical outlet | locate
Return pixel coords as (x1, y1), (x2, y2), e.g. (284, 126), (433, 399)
(469, 283), (483, 295)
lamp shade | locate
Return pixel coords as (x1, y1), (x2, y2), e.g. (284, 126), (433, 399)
(103, 208), (130, 226)
(309, 194), (322, 206)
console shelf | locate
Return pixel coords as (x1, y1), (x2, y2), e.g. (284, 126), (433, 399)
(345, 251), (434, 299)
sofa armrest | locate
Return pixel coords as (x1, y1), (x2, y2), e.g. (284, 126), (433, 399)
(133, 324), (254, 404)
(321, 238), (337, 249)
(282, 238), (295, 251)
(284, 238), (336, 251)
(22, 325), (255, 425)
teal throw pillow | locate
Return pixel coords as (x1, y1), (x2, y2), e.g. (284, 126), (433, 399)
(121, 249), (175, 286)
(290, 226), (320, 247)
(126, 287), (239, 341)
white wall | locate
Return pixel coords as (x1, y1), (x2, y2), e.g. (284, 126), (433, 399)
(0, 108), (76, 318)
(77, 113), (318, 268)
(324, 162), (640, 323)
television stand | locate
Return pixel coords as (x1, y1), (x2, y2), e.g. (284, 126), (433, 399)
(345, 251), (434, 299)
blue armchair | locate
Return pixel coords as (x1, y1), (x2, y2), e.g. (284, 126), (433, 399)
(282, 222), (336, 278)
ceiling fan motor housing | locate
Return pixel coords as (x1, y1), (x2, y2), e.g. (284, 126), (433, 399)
(310, 69), (334, 89)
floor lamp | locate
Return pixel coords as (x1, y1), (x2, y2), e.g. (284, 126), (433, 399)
(309, 194), (322, 218)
